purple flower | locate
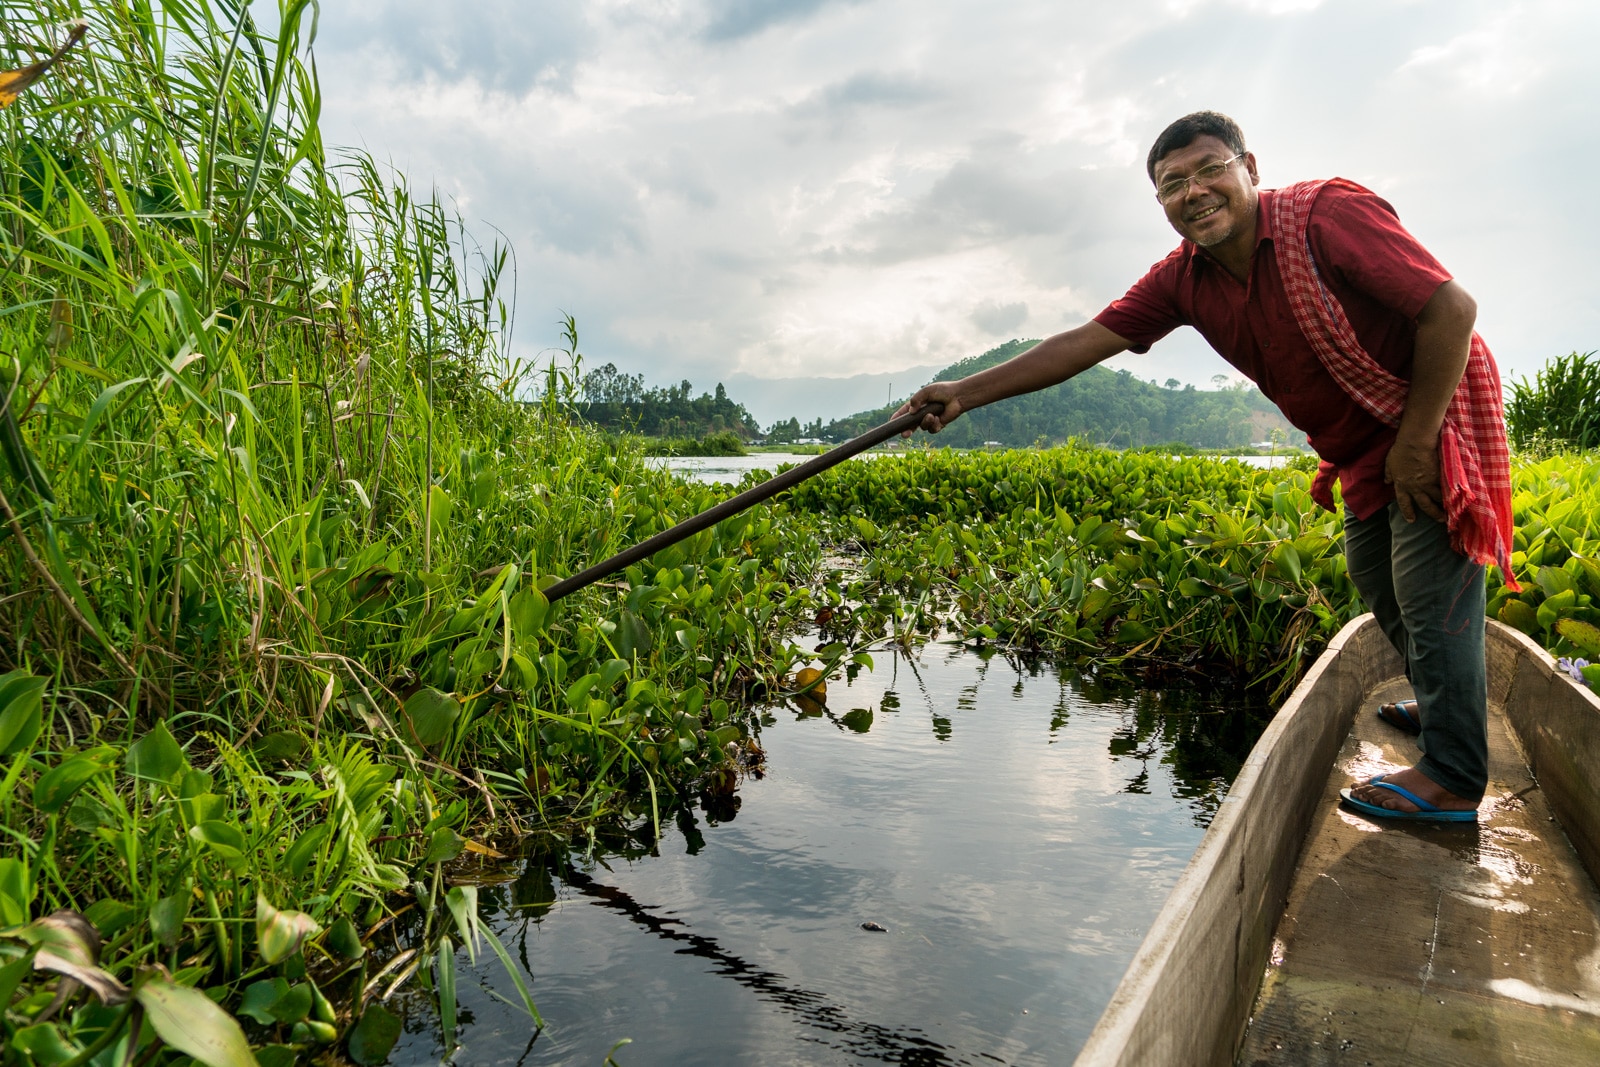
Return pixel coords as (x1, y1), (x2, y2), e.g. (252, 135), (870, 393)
(1558, 657), (1592, 687)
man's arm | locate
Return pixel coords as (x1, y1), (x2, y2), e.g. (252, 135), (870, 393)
(897, 321), (1131, 434)
(1385, 279), (1478, 523)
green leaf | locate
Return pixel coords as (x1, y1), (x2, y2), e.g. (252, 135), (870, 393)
(83, 898), (137, 939)
(403, 687), (460, 747)
(136, 976), (258, 1067)
(1581, 664), (1600, 688)
(239, 978), (291, 1024)
(1556, 617), (1600, 659)
(251, 731), (307, 761)
(33, 753), (109, 814)
(0, 953), (34, 1012)
(11, 1022), (79, 1066)
(1498, 598), (1538, 635)
(1271, 542), (1302, 583)
(326, 915), (366, 959)
(616, 609), (653, 658)
(256, 894), (322, 965)
(150, 893), (191, 949)
(0, 672), (45, 758)
(508, 587), (548, 639)
(256, 1046), (298, 1067)
(422, 827), (466, 865)
(599, 658), (630, 688)
(284, 822), (330, 878)
(428, 484), (453, 537)
(445, 885), (481, 963)
(125, 721), (185, 783)
(189, 821), (248, 870)
(348, 1003), (402, 1065)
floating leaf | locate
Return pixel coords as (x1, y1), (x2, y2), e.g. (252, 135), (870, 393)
(1557, 617), (1600, 659)
(403, 687), (460, 747)
(136, 976), (258, 1067)
(256, 894), (322, 965)
(347, 1003), (402, 1065)
(126, 721), (185, 783)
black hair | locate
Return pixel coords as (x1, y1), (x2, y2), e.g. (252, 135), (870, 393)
(1146, 111), (1247, 183)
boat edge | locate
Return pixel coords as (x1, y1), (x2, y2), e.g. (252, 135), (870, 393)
(1070, 613), (1398, 1067)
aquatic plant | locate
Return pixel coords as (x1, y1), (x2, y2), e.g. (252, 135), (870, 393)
(0, 3), (832, 1061)
(779, 446), (1600, 698)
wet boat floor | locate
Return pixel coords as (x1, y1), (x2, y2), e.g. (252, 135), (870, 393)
(1239, 677), (1600, 1066)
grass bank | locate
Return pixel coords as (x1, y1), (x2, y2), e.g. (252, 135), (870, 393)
(0, 5), (842, 1063)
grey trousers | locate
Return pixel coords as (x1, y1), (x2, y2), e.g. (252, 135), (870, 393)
(1343, 503), (1489, 799)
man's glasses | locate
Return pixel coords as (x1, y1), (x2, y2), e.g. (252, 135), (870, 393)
(1155, 155), (1242, 203)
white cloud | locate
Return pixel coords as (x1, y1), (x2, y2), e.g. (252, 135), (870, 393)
(309, 0), (1600, 413)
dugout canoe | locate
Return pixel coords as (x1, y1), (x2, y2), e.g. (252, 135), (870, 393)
(1073, 614), (1600, 1066)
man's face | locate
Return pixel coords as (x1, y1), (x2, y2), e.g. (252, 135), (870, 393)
(1152, 135), (1260, 249)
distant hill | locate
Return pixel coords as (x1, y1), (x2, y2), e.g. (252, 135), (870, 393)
(819, 339), (1296, 450)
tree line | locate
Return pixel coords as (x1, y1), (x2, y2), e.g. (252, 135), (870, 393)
(577, 340), (1297, 449)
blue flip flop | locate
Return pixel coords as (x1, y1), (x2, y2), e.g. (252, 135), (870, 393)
(1376, 699), (1421, 734)
(1339, 775), (1478, 823)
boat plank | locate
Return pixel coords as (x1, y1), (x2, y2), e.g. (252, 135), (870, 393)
(1237, 675), (1600, 1064)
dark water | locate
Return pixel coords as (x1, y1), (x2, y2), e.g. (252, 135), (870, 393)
(391, 644), (1262, 1066)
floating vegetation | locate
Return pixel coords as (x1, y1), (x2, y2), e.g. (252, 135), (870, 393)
(779, 445), (1600, 697)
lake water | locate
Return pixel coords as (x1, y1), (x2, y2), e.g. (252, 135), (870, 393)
(649, 451), (1298, 485)
(390, 643), (1260, 1066)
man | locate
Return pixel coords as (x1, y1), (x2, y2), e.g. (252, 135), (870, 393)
(897, 111), (1514, 822)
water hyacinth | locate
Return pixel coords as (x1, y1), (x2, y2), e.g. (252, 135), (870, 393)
(1557, 658), (1593, 687)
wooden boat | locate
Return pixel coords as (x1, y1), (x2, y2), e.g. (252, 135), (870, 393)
(1073, 614), (1600, 1066)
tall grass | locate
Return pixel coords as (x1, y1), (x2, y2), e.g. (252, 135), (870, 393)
(0, 3), (832, 1061)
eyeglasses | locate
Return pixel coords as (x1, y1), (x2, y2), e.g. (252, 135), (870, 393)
(1154, 155), (1242, 203)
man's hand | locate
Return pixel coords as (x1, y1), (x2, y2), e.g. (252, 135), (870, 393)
(1385, 433), (1446, 523)
(896, 381), (965, 435)
(892, 321), (1132, 439)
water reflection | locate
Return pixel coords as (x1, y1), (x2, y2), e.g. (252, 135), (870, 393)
(390, 642), (1265, 1065)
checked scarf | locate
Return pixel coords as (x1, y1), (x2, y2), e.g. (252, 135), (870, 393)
(1270, 178), (1518, 589)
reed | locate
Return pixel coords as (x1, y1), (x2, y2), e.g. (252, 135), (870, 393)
(0, 3), (831, 1061)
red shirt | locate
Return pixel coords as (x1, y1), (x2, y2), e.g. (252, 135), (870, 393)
(1093, 183), (1452, 519)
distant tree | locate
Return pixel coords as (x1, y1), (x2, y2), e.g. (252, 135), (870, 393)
(1165, 378), (1181, 390)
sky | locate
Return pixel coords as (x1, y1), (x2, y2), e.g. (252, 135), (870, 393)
(307, 0), (1600, 424)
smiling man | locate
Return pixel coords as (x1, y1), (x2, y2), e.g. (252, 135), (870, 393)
(898, 110), (1515, 823)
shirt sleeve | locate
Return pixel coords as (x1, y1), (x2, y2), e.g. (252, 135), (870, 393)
(1309, 186), (1453, 320)
(1092, 248), (1189, 354)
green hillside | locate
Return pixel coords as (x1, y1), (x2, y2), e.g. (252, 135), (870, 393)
(822, 339), (1297, 449)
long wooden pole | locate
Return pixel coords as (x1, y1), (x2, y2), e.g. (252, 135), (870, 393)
(543, 402), (941, 603)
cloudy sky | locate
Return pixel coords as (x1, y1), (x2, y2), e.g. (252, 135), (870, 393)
(308, 0), (1598, 423)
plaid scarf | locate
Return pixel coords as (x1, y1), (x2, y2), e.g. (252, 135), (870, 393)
(1270, 178), (1517, 589)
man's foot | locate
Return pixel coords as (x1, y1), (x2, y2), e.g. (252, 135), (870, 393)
(1376, 698), (1421, 734)
(1346, 766), (1479, 814)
